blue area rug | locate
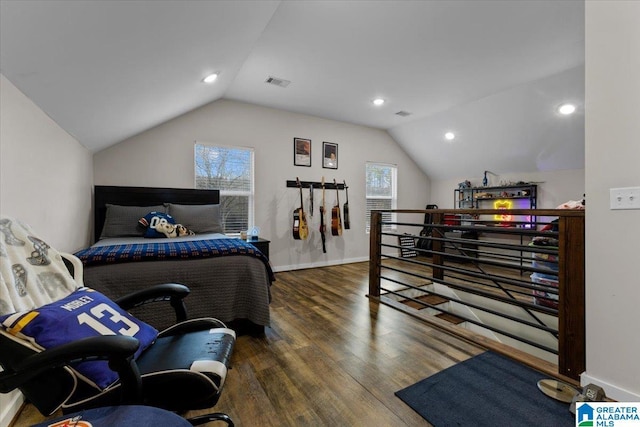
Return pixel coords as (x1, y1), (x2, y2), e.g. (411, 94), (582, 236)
(395, 351), (574, 426)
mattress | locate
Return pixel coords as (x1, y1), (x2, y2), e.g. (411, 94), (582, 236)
(78, 234), (272, 331)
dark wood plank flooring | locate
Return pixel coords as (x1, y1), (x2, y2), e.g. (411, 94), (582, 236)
(14, 262), (484, 427)
(190, 262), (483, 426)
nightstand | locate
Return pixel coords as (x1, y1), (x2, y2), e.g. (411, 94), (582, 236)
(245, 237), (270, 259)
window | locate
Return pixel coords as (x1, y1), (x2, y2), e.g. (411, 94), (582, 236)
(195, 143), (254, 233)
(365, 162), (397, 232)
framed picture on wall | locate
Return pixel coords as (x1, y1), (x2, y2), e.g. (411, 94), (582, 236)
(294, 137), (311, 167)
(323, 141), (338, 169)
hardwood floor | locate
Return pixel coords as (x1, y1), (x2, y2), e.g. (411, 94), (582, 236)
(13, 262), (484, 427)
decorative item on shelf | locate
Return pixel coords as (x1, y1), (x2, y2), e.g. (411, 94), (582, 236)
(249, 226), (260, 241)
(482, 171), (488, 187)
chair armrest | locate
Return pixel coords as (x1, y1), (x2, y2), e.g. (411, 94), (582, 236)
(60, 252), (85, 287)
(158, 318), (229, 338)
(0, 336), (142, 403)
(188, 413), (234, 426)
(115, 283), (191, 323)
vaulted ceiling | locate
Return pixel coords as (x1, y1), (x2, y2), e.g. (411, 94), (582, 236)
(0, 0), (585, 180)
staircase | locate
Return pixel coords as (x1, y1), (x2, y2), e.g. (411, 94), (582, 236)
(384, 281), (558, 363)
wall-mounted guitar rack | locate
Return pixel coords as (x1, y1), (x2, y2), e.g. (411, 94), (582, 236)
(286, 180), (345, 190)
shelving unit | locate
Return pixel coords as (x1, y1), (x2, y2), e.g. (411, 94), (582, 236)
(454, 183), (538, 229)
(454, 184), (537, 210)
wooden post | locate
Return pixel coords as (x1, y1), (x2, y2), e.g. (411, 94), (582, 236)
(368, 211), (382, 298)
(557, 215), (585, 380)
(431, 212), (444, 280)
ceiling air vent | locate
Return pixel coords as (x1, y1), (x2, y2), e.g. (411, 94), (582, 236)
(265, 76), (291, 88)
(395, 111), (412, 117)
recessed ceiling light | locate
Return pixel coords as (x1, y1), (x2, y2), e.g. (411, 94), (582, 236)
(372, 98), (385, 106)
(445, 132), (455, 141)
(202, 73), (219, 84)
(558, 103), (576, 115)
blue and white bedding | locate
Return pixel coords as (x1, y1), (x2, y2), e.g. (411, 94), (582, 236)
(76, 233), (273, 280)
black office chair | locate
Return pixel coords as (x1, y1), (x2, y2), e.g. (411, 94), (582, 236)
(0, 217), (235, 425)
(30, 405), (235, 427)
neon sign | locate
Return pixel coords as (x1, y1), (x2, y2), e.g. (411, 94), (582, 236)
(494, 200), (513, 224)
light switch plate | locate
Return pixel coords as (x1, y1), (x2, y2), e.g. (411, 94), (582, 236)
(610, 187), (640, 210)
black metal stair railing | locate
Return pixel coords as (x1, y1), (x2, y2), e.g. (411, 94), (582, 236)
(368, 208), (585, 380)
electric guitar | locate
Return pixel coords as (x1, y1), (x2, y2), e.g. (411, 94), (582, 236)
(319, 177), (327, 253)
(343, 180), (350, 230)
(331, 178), (343, 236)
(292, 177), (308, 240)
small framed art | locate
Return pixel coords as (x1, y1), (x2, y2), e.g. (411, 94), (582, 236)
(323, 141), (338, 169)
(294, 137), (311, 167)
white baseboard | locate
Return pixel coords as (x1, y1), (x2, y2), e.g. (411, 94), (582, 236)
(0, 390), (24, 427)
(581, 372), (640, 402)
(272, 256), (369, 273)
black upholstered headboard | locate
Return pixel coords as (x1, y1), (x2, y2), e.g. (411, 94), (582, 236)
(94, 186), (220, 242)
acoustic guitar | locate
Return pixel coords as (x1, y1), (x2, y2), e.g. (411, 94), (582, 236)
(319, 177), (327, 253)
(343, 180), (350, 230)
(292, 177), (308, 240)
(331, 178), (343, 236)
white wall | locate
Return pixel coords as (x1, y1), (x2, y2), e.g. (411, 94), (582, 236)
(584, 2), (640, 401)
(0, 75), (93, 426)
(94, 99), (430, 271)
(430, 169), (585, 209)
(0, 75), (93, 251)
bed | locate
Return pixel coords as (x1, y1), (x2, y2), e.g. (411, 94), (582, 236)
(74, 185), (273, 335)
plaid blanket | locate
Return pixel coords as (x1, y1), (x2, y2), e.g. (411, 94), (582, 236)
(75, 238), (274, 281)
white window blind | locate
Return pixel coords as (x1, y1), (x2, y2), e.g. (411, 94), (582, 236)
(366, 162), (397, 232)
(195, 143), (254, 233)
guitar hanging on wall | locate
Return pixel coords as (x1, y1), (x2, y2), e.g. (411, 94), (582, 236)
(343, 180), (350, 230)
(319, 177), (327, 253)
(331, 178), (343, 236)
(292, 177), (309, 240)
